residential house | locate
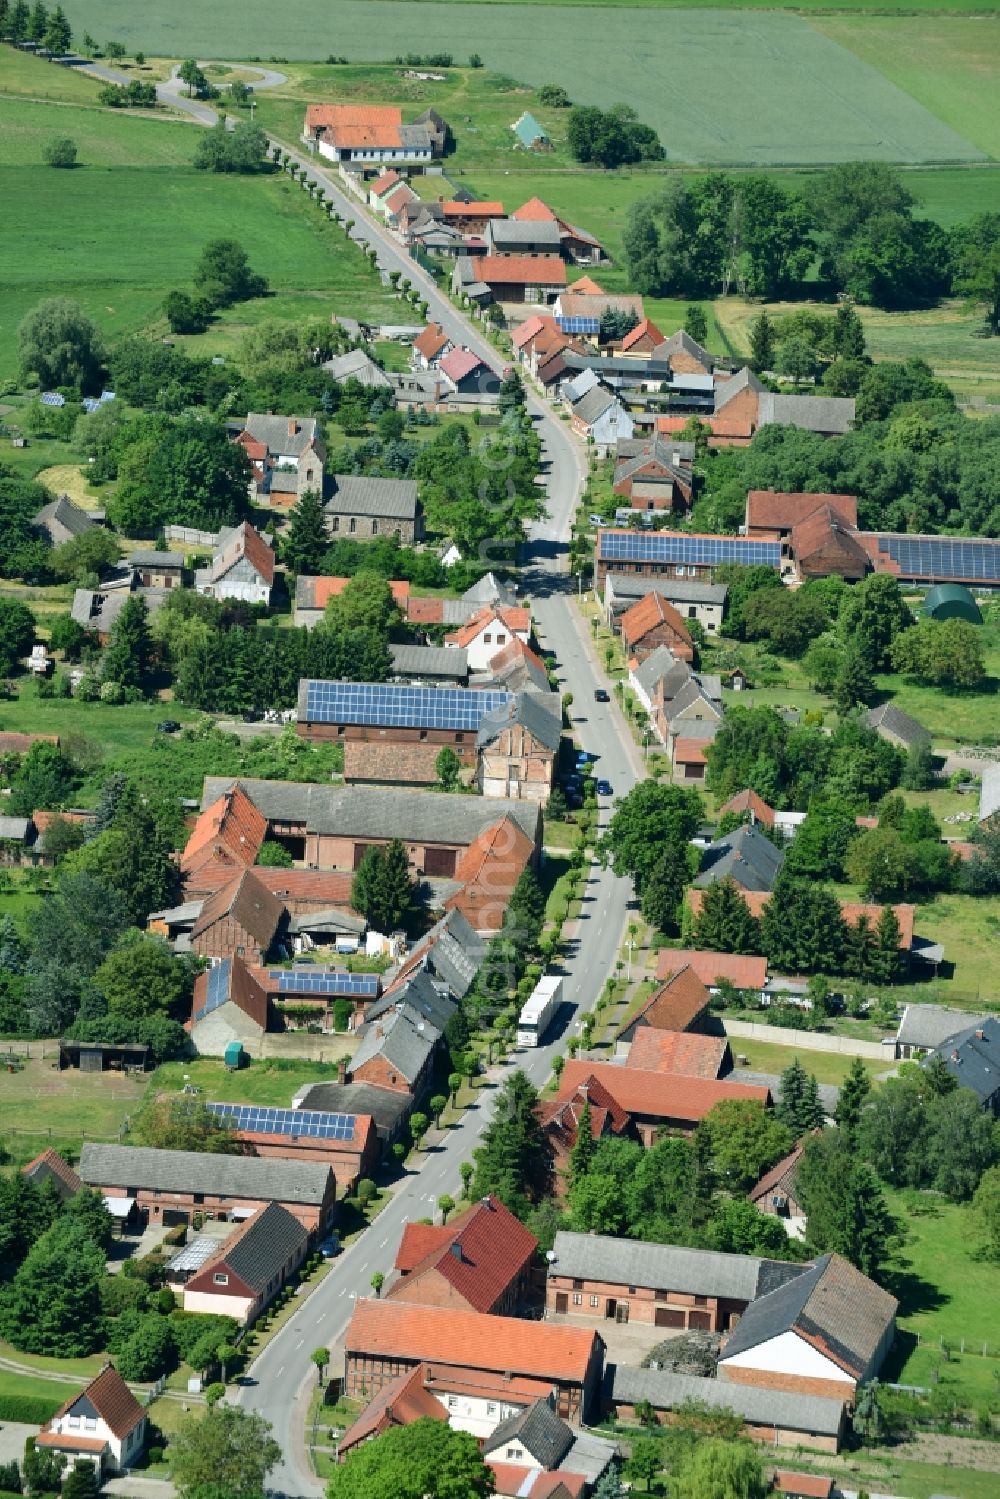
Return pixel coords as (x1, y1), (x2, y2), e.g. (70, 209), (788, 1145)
(391, 908), (486, 1004)
(303, 104), (441, 166)
(180, 783), (267, 895)
(198, 775), (542, 883)
(483, 637), (551, 695)
(343, 1299), (605, 1422)
(606, 1366), (847, 1453)
(236, 413), (325, 502)
(207, 1097), (379, 1189)
(482, 1402), (616, 1491)
(657, 371), (854, 449)
(554, 293), (644, 341)
(382, 182), (418, 227)
(462, 255), (568, 306)
(654, 948), (768, 999)
(612, 435), (694, 513)
(618, 965), (719, 1044)
(891, 1002), (990, 1061)
(324, 474), (422, 543)
(695, 825), (786, 893)
(175, 1202), (308, 1323)
(569, 386), (634, 456)
(653, 329), (715, 375)
(774, 1472), (836, 1499)
(439, 346), (491, 395)
(546, 1232), (803, 1333)
(440, 199), (505, 235)
(387, 1194), (537, 1315)
(927, 1017), (1000, 1113)
(413, 322), (454, 370)
(605, 572), (726, 635)
(594, 528), (781, 591)
(512, 197), (605, 264)
(188, 956), (269, 1056)
(717, 1253), (897, 1401)
(336, 1364), (449, 1460)
(555, 1061), (770, 1146)
(511, 112), (551, 151)
(716, 789), (776, 830)
(129, 550), (184, 589)
(627, 1028), (732, 1078)
(189, 869), (285, 964)
(748, 1142), (808, 1240)
(21, 1148), (82, 1200)
(322, 348), (392, 389)
(537, 1075), (632, 1195)
(476, 691), (561, 803)
(444, 813), (538, 933)
(745, 491), (859, 541)
(368, 167), (402, 208)
(445, 603), (532, 671)
(32, 495), (96, 546)
(348, 1006), (439, 1096)
(486, 218), (562, 257)
(79, 1142), (338, 1234)
(294, 574), (411, 629)
(36, 1365), (146, 1476)
(865, 703), (930, 753)
(620, 592), (694, 666)
(195, 522), (275, 606)
(620, 318), (665, 358)
(784, 505), (871, 582)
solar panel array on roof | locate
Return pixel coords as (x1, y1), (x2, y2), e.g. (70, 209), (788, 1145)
(81, 397), (101, 414)
(599, 532), (781, 567)
(303, 681), (511, 730)
(194, 959), (231, 1022)
(870, 534), (1000, 583)
(41, 392), (65, 407)
(100, 390), (116, 402)
(268, 968), (378, 997)
(208, 1101), (356, 1141)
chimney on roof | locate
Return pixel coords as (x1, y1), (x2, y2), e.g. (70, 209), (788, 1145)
(289, 418), (298, 437)
(337, 1058), (346, 1084)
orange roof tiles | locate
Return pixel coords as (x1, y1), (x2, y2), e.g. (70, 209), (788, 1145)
(406, 595), (445, 625)
(371, 169), (402, 195)
(568, 275), (606, 296)
(446, 816), (535, 933)
(773, 1472), (834, 1499)
(304, 576), (411, 609)
(394, 1223), (452, 1273)
(181, 785), (267, 877)
(441, 200), (504, 218)
(557, 1061), (770, 1121)
(654, 949), (768, 991)
(478, 255), (567, 287)
(49, 1364), (145, 1441)
(338, 1363), (446, 1457)
(191, 868), (284, 950)
(627, 1028), (729, 1079)
(513, 196), (558, 222)
(537, 1075), (631, 1154)
(717, 789), (776, 828)
(413, 323), (452, 361)
(620, 592), (692, 650)
(746, 491), (858, 533)
(621, 318), (665, 352)
(36, 1434), (108, 1455)
(511, 314), (549, 349)
(629, 965), (713, 1032)
(672, 738), (709, 765)
(384, 185), (415, 215)
(445, 603), (531, 649)
(387, 1194), (537, 1314)
(345, 1299), (600, 1383)
(21, 1148), (82, 1197)
(306, 104), (403, 149)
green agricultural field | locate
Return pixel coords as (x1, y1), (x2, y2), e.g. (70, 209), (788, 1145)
(0, 92), (198, 167)
(0, 677), (201, 754)
(0, 1055), (145, 1168)
(63, 5), (984, 166)
(818, 16), (1000, 160)
(0, 41), (112, 102)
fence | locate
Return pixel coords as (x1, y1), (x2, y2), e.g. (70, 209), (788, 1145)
(724, 1019), (887, 1059)
(164, 525), (218, 548)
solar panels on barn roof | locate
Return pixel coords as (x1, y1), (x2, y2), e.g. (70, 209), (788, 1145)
(81, 398), (101, 414)
(194, 959), (232, 1021)
(207, 1101), (357, 1141)
(868, 533), (1000, 583)
(302, 680), (511, 731)
(41, 392), (65, 407)
(599, 531), (781, 567)
(267, 968), (378, 998)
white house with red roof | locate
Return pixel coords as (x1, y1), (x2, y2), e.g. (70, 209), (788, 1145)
(412, 322), (454, 370)
(439, 346), (489, 394)
(37, 1364), (147, 1475)
(195, 522), (275, 607)
(445, 603), (532, 671)
(303, 105), (438, 166)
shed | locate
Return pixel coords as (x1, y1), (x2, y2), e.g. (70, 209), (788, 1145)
(224, 1040), (245, 1071)
(922, 583), (982, 624)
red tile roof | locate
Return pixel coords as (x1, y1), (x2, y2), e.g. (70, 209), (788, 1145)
(621, 318), (665, 352)
(620, 592), (693, 651)
(478, 255), (567, 287)
(338, 1363), (445, 1458)
(512, 196), (557, 222)
(628, 965), (713, 1032)
(371, 169), (402, 196)
(345, 1300), (599, 1383)
(394, 1223), (453, 1273)
(36, 1434), (109, 1455)
(191, 953), (268, 1030)
(685, 889), (915, 950)
(537, 1075), (631, 1156)
(181, 785), (267, 877)
(21, 1148), (82, 1198)
(387, 1194), (537, 1314)
(773, 1472), (834, 1499)
(384, 184), (416, 215)
(557, 1061), (770, 1121)
(413, 323), (452, 362)
(746, 491), (858, 533)
(717, 789), (776, 828)
(790, 506), (870, 576)
(191, 868), (284, 950)
(439, 347), (485, 383)
(445, 603), (531, 649)
(445, 816), (535, 933)
(654, 949), (768, 991)
(49, 1364), (145, 1440)
(303, 575), (411, 610)
(748, 1141), (806, 1207)
(441, 200), (504, 218)
(568, 275), (606, 296)
(306, 104), (403, 149)
(406, 595), (445, 625)
(672, 738), (709, 765)
(627, 1028), (729, 1079)
(511, 314), (550, 349)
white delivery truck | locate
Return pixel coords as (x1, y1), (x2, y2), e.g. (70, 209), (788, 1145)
(517, 974), (564, 1047)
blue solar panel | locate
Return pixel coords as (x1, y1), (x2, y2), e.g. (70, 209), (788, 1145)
(302, 680), (511, 731)
(208, 1101), (357, 1141)
(558, 315), (600, 334)
(869, 534), (1000, 584)
(267, 968), (378, 997)
(100, 390), (116, 402)
(40, 392), (65, 407)
(81, 398), (101, 414)
(598, 531), (781, 568)
(194, 959), (231, 1022)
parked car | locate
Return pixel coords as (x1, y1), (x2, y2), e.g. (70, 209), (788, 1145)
(596, 779), (614, 796)
(156, 720), (181, 734)
(320, 1233), (341, 1258)
(593, 688), (610, 703)
(589, 513), (606, 526)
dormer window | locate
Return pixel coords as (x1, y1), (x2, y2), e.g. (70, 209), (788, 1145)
(214, 1272), (229, 1286)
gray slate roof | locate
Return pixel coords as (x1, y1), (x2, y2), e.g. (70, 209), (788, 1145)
(897, 1002), (990, 1053)
(389, 643), (468, 681)
(653, 329), (715, 369)
(758, 392), (855, 435)
(463, 573), (516, 609)
(213, 1202), (308, 1292)
(367, 968), (456, 1035)
(632, 646), (681, 698)
(292, 1080), (410, 1139)
(607, 1366), (845, 1437)
(326, 475), (419, 521)
(571, 385), (618, 425)
(406, 908), (485, 1000)
(32, 495), (96, 539)
(322, 349), (392, 388)
(715, 367), (764, 409)
(865, 703), (931, 749)
(695, 824), (785, 892)
(244, 412), (319, 456)
(200, 778), (542, 849)
(476, 690), (562, 752)
(979, 762), (1000, 823)
(931, 1016), (1000, 1103)
(484, 1399), (572, 1468)
(549, 1231), (796, 1303)
(129, 550), (184, 569)
(80, 1143), (332, 1205)
(488, 219), (562, 252)
(349, 1005), (436, 1084)
(0, 817), (31, 842)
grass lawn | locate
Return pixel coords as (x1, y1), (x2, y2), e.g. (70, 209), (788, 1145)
(729, 1039), (886, 1087)
(901, 892), (1000, 1008)
(0, 44), (114, 103)
(0, 1367), (82, 1403)
(148, 1056), (342, 1107)
(0, 1055), (145, 1167)
(882, 1188), (1000, 1406)
(0, 678), (201, 756)
(0, 92), (198, 168)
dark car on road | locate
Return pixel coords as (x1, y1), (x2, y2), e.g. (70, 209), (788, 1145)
(593, 688), (610, 703)
(596, 779), (614, 796)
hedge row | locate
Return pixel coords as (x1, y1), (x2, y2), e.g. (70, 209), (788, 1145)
(0, 1393), (64, 1423)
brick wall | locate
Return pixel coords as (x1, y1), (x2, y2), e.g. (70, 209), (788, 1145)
(718, 1363), (855, 1402)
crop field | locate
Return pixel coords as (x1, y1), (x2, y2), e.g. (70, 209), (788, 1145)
(65, 3), (984, 166)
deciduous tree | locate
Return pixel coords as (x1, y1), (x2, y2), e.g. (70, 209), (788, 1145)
(17, 297), (105, 393)
(170, 1407), (281, 1499)
(328, 1417), (493, 1499)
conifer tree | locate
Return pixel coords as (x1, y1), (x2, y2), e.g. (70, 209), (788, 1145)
(102, 593), (151, 692)
(691, 877), (761, 954)
(570, 1098), (595, 1185)
(748, 311), (775, 372)
(282, 488), (328, 575)
(834, 1057), (871, 1140)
